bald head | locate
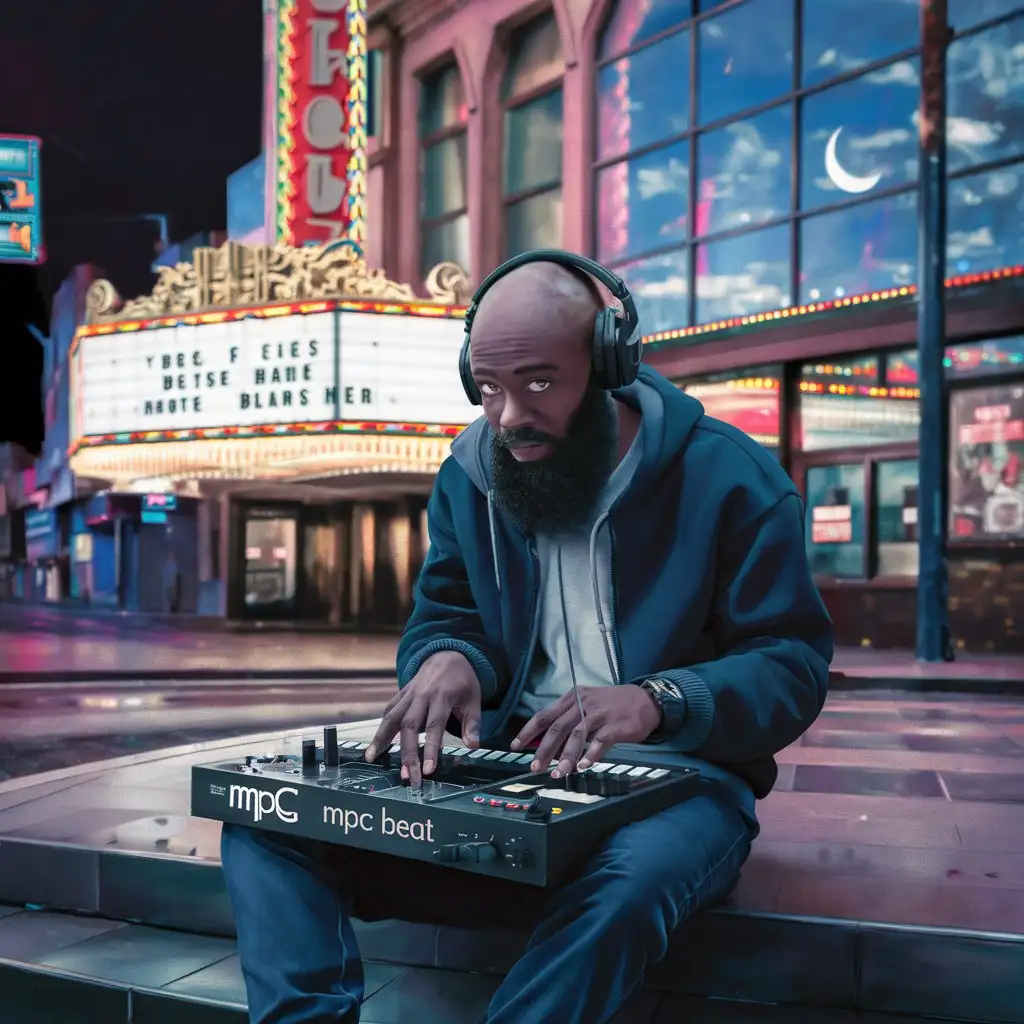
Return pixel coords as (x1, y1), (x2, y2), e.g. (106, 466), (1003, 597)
(472, 261), (605, 359)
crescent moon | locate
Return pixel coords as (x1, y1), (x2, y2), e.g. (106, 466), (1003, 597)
(825, 128), (883, 195)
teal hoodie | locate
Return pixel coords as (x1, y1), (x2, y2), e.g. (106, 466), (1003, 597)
(396, 365), (834, 801)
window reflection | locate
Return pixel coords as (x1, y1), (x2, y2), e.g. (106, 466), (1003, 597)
(694, 223), (790, 323)
(876, 459), (920, 577)
(890, 336), (1024, 382)
(682, 370), (781, 450)
(799, 392), (920, 450)
(697, 0), (794, 126)
(800, 192), (917, 302)
(595, 32), (691, 162)
(617, 248), (690, 333)
(802, 356), (880, 386)
(506, 191), (563, 257)
(947, 17), (1024, 173)
(419, 64), (466, 136)
(422, 216), (469, 279)
(502, 13), (563, 97)
(596, 139), (689, 264)
(949, 0), (1024, 33)
(421, 135), (467, 219)
(696, 106), (791, 237)
(948, 163), (1024, 276)
(801, 0), (920, 87)
(600, 0), (692, 56)
(504, 90), (563, 196)
(800, 61), (920, 211)
(805, 464), (866, 578)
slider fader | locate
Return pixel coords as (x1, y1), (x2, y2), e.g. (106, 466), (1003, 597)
(191, 726), (700, 887)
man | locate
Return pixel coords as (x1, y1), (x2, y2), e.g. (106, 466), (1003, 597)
(222, 254), (834, 1024)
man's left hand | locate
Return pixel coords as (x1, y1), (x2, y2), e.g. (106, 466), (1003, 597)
(511, 685), (663, 779)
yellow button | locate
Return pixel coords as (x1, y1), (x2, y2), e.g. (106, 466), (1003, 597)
(551, 807), (563, 815)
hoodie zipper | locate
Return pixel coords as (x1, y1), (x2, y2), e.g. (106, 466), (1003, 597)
(608, 526), (625, 684)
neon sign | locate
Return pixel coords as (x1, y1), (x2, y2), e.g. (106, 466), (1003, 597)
(275, 0), (367, 247)
(0, 135), (44, 265)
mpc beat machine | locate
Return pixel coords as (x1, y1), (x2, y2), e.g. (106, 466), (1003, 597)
(191, 727), (701, 887)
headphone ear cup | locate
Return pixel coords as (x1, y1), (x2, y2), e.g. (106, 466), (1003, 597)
(592, 308), (622, 390)
(459, 334), (482, 406)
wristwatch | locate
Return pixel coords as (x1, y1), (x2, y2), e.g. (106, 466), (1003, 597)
(638, 677), (686, 743)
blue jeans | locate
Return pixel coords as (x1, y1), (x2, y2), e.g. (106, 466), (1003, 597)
(222, 781), (755, 1024)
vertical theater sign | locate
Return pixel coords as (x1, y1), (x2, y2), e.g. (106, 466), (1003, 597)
(275, 0), (367, 247)
(0, 134), (44, 265)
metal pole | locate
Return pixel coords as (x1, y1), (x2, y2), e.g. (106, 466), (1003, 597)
(915, 0), (953, 661)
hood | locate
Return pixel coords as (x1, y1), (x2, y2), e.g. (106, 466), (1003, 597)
(449, 364), (706, 497)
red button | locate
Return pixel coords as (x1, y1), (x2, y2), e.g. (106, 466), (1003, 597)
(473, 796), (486, 804)
(504, 802), (520, 810)
(489, 799), (503, 807)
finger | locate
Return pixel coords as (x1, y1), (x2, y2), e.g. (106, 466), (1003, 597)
(456, 692), (483, 749)
(530, 710), (579, 773)
(554, 721), (589, 779)
(366, 690), (412, 760)
(512, 695), (571, 751)
(399, 706), (426, 788)
(421, 696), (453, 776)
(577, 731), (614, 771)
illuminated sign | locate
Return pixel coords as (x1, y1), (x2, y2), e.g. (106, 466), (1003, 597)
(275, 0), (367, 247)
(144, 493), (178, 511)
(0, 134), (44, 265)
(71, 309), (474, 441)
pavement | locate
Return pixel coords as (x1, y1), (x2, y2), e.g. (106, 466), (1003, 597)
(2, 601), (1023, 689)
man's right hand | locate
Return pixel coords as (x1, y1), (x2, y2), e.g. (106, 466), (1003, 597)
(365, 650), (483, 788)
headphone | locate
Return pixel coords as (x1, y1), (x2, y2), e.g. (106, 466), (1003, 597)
(459, 249), (643, 406)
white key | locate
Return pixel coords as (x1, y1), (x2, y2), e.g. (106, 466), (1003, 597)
(442, 746), (457, 754)
(589, 762), (613, 774)
(627, 766), (650, 777)
(451, 747), (472, 757)
(468, 749), (491, 759)
(340, 740), (360, 749)
(515, 754), (535, 764)
(484, 750), (506, 760)
(500, 752), (521, 762)
(647, 768), (670, 779)
(609, 764), (631, 775)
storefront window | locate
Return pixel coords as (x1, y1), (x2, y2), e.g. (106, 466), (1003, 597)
(876, 458), (919, 576)
(889, 335), (1024, 382)
(681, 368), (781, 454)
(950, 0), (1023, 31)
(798, 356), (920, 450)
(697, 0), (793, 126)
(695, 106), (792, 237)
(616, 249), (690, 334)
(947, 15), (1024, 174)
(801, 0), (920, 88)
(948, 164), (1024, 277)
(805, 463), (867, 577)
(694, 223), (791, 323)
(799, 192), (917, 303)
(599, 0), (691, 54)
(799, 61), (920, 213)
(949, 380), (1024, 542)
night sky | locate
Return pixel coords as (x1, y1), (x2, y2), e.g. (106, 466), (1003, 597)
(1, 1), (263, 451)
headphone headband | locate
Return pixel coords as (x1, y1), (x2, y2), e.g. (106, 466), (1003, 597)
(464, 249), (639, 338)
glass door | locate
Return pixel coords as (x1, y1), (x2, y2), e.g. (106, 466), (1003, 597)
(242, 515), (298, 618)
(804, 463), (867, 578)
(301, 522), (341, 624)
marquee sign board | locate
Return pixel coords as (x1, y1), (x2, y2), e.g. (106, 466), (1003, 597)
(71, 308), (475, 440)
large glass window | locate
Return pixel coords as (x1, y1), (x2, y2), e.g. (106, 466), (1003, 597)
(616, 249), (690, 334)
(503, 13), (564, 256)
(799, 192), (917, 303)
(801, 0), (920, 88)
(949, 380), (1024, 542)
(694, 223), (791, 323)
(800, 61), (920, 212)
(876, 458), (920, 576)
(695, 106), (792, 236)
(948, 15), (1024, 173)
(594, 1), (1023, 338)
(419, 63), (469, 277)
(887, 335), (1024, 382)
(948, 164), (1024, 276)
(697, 0), (794, 126)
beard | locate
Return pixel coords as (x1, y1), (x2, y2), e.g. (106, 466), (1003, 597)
(490, 387), (620, 535)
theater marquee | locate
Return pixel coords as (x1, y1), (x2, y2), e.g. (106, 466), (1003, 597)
(71, 308), (474, 441)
